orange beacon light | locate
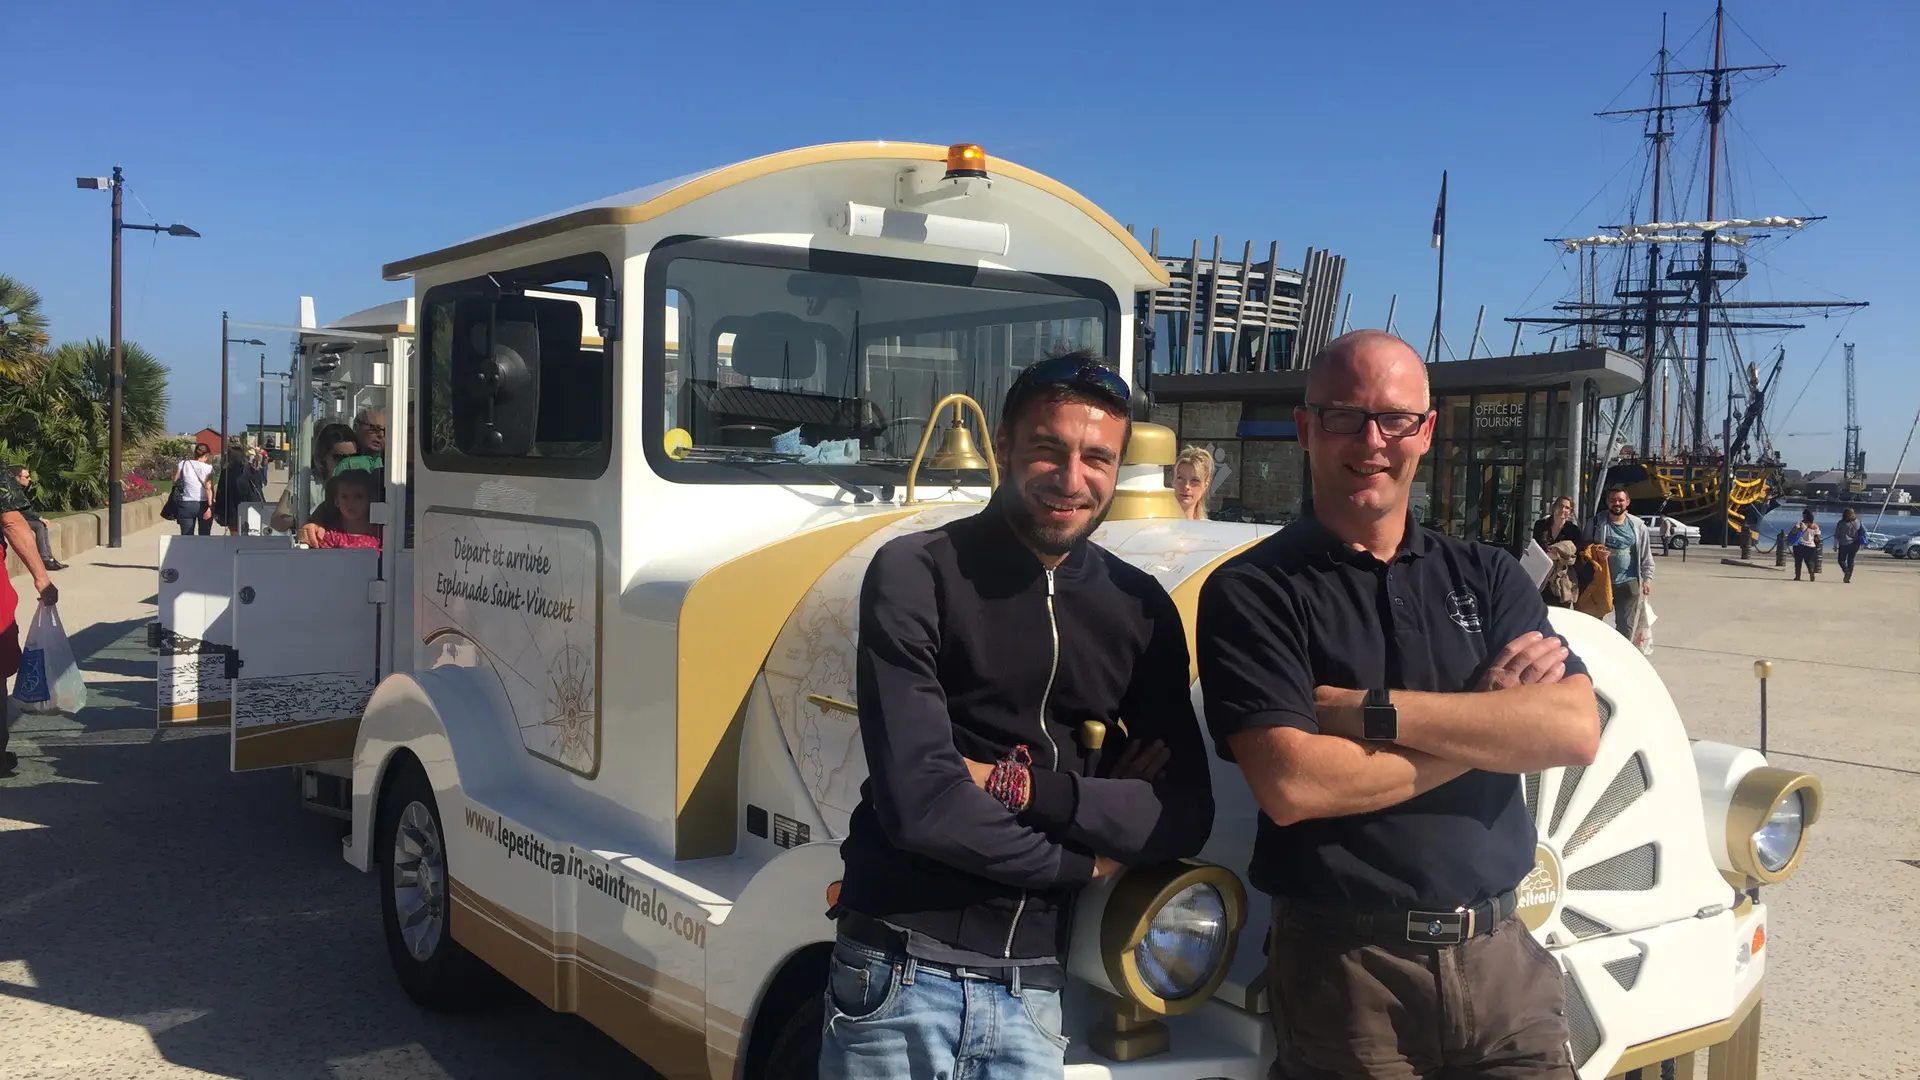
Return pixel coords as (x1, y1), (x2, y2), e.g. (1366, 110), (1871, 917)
(944, 143), (988, 180)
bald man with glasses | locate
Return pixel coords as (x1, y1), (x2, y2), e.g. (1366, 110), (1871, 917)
(1197, 330), (1601, 1078)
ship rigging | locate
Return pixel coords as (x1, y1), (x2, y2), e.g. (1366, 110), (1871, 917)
(1504, 1), (1868, 541)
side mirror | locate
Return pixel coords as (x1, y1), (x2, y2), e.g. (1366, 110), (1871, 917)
(451, 295), (543, 455)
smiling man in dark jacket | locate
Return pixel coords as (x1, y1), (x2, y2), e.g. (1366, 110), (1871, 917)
(822, 352), (1216, 1079)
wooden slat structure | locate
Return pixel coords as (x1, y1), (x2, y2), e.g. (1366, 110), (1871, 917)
(1128, 229), (1347, 376)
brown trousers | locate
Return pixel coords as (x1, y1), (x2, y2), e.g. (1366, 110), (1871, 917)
(1265, 906), (1575, 1080)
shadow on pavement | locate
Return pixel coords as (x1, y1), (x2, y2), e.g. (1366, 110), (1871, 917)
(0, 731), (660, 1078)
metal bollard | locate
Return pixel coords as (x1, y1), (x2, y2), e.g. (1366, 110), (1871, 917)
(1754, 659), (1772, 754)
(1740, 527), (1752, 561)
(1774, 531), (1787, 567)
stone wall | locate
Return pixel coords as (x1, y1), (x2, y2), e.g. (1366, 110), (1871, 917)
(5, 495), (168, 578)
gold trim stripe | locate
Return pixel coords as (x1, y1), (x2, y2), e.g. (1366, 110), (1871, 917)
(231, 716), (360, 771)
(159, 700), (232, 726)
(675, 509), (925, 858)
(1167, 535), (1272, 683)
(448, 879), (716, 1079)
(1607, 984), (1762, 1078)
(381, 142), (1170, 287)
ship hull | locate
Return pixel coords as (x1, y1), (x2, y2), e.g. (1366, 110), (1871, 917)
(1605, 460), (1781, 544)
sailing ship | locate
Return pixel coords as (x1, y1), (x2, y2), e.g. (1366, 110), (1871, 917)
(1507, 1), (1867, 543)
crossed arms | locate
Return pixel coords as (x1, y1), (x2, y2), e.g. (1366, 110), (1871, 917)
(1198, 559), (1600, 829)
(854, 541), (1215, 891)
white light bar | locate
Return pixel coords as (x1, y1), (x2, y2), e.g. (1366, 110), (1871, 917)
(834, 202), (1010, 256)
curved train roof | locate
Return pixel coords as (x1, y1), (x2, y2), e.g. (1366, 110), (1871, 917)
(381, 141), (1166, 286)
(320, 297), (415, 336)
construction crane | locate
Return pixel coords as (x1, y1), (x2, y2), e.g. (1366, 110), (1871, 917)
(1843, 343), (1864, 491)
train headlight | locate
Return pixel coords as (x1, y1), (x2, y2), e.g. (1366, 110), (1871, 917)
(1753, 788), (1805, 873)
(1135, 882), (1232, 1000)
(1100, 861), (1246, 1015)
(1729, 768), (1821, 883)
(1695, 742), (1823, 886)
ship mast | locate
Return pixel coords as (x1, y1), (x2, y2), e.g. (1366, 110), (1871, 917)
(1511, 2), (1866, 463)
(1692, 2), (1727, 452)
(1642, 17), (1670, 456)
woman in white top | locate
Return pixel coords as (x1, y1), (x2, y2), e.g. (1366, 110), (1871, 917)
(174, 444), (216, 535)
(1789, 508), (1822, 581)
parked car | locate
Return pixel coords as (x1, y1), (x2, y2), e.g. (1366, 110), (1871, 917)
(1641, 514), (1702, 550)
(1882, 533), (1920, 559)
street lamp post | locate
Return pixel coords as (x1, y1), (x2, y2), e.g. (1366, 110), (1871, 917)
(76, 167), (199, 548)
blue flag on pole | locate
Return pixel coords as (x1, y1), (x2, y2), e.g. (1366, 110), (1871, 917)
(1431, 170), (1447, 249)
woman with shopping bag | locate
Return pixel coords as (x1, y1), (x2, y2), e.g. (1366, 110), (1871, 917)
(0, 468), (58, 775)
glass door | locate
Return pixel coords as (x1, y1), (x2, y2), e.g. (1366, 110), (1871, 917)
(1475, 463), (1526, 548)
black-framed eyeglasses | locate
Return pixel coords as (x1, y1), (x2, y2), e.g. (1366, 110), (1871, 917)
(1010, 355), (1130, 405)
(1306, 404), (1429, 438)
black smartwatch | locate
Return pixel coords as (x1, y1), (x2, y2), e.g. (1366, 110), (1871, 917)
(1362, 688), (1398, 741)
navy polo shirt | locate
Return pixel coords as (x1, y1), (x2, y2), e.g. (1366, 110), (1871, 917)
(1195, 504), (1588, 912)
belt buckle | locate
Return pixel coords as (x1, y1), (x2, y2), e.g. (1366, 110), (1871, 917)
(1405, 906), (1473, 945)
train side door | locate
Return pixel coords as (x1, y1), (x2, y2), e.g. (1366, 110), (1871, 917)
(225, 326), (398, 770)
(227, 547), (383, 771)
(154, 533), (291, 728)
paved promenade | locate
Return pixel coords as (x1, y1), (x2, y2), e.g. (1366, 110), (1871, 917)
(0, 519), (655, 1079)
(1644, 543), (1920, 1080)
(0, 524), (1914, 1078)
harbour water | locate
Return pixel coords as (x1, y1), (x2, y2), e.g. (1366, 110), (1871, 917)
(1756, 503), (1919, 546)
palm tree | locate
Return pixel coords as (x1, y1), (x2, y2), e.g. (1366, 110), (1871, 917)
(54, 338), (172, 445)
(0, 274), (50, 381)
(0, 345), (107, 511)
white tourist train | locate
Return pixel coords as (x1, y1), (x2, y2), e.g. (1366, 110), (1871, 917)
(154, 141), (1820, 1079)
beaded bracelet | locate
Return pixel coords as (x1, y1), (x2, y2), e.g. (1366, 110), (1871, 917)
(985, 745), (1034, 811)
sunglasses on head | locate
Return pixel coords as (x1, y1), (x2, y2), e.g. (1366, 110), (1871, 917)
(1012, 355), (1131, 406)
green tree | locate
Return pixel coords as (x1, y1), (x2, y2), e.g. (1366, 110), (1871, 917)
(0, 274), (50, 381)
(0, 345), (107, 511)
(53, 337), (173, 445)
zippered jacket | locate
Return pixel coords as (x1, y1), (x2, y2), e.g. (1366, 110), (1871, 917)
(1586, 510), (1655, 583)
(837, 498), (1216, 961)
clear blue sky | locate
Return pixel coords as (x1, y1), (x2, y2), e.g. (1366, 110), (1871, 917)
(6, 0), (1914, 471)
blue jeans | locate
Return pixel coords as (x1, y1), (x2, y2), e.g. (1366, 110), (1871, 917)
(177, 500), (212, 535)
(818, 937), (1069, 1080)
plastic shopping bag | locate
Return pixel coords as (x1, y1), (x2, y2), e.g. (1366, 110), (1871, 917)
(12, 603), (87, 715)
(1631, 597), (1657, 656)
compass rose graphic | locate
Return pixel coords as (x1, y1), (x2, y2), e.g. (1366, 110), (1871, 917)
(542, 645), (596, 768)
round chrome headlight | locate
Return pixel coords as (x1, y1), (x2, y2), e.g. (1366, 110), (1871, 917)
(1724, 766), (1823, 884)
(1753, 789), (1805, 873)
(1135, 883), (1231, 1001)
(1099, 862), (1247, 1016)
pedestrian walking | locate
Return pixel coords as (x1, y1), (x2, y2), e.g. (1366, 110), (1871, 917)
(1788, 509), (1822, 581)
(212, 438), (269, 535)
(172, 444), (216, 536)
(1587, 486), (1654, 639)
(1531, 495), (1582, 551)
(822, 351), (1216, 1080)
(0, 468), (58, 775)
(1532, 495), (1582, 608)
(9, 466), (66, 571)
(1197, 330), (1600, 1079)
(1832, 507), (1865, 584)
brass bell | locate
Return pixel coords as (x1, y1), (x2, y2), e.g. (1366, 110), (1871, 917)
(926, 405), (990, 472)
